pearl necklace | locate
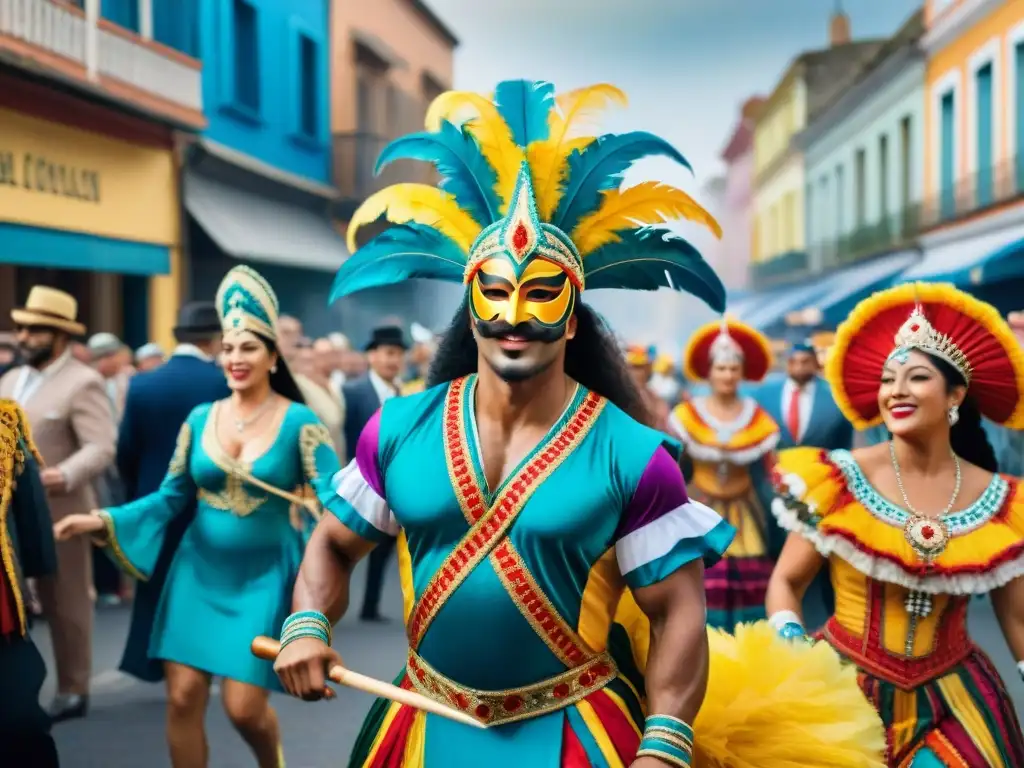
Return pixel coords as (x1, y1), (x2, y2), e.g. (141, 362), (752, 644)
(232, 396), (274, 434)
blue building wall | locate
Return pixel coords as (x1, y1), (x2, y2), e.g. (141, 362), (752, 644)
(198, 0), (331, 183)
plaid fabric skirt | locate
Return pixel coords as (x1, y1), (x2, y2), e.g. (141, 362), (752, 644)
(856, 647), (1024, 767)
(703, 555), (773, 632)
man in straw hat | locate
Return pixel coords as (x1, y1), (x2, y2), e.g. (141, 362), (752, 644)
(0, 286), (117, 722)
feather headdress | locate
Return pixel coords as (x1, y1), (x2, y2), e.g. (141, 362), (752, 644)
(332, 80), (725, 312)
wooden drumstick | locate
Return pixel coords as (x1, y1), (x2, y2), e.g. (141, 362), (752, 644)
(252, 636), (484, 729)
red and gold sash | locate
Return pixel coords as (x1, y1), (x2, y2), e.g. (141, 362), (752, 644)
(406, 376), (605, 668)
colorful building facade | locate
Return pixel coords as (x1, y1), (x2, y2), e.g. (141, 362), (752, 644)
(905, 0), (1024, 311)
(184, 0), (346, 337)
(0, 0), (204, 350)
(750, 11), (884, 288)
(329, 0), (459, 345)
(717, 98), (763, 293)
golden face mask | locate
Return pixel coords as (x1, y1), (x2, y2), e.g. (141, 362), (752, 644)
(464, 162), (584, 333)
(469, 256), (576, 328)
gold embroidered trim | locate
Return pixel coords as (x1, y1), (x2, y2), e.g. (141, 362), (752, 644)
(0, 402), (26, 634)
(406, 648), (617, 727)
(95, 510), (148, 582)
(198, 475), (267, 517)
(441, 376), (597, 667)
(406, 377), (605, 651)
(299, 422), (334, 483)
(198, 403), (268, 517)
(167, 423), (192, 477)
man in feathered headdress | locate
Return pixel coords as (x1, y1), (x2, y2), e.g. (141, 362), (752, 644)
(271, 81), (883, 767)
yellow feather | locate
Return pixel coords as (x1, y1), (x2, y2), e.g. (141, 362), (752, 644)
(571, 182), (723, 255)
(527, 137), (591, 222)
(423, 90), (524, 211)
(530, 84), (628, 221)
(345, 184), (481, 253)
(693, 623), (887, 768)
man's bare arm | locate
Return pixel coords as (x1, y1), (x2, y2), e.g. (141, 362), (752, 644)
(632, 559), (708, 724)
(292, 514), (377, 623)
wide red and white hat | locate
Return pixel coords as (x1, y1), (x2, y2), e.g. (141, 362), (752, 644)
(683, 317), (773, 383)
(826, 282), (1024, 429)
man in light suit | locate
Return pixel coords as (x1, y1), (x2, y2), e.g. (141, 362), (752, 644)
(0, 286), (117, 722)
(756, 340), (853, 630)
(343, 325), (407, 622)
(116, 302), (231, 681)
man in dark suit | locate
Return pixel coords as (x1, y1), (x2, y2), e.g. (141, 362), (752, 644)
(1, 400), (60, 766)
(343, 325), (407, 622)
(756, 341), (853, 453)
(116, 302), (230, 680)
(756, 340), (853, 630)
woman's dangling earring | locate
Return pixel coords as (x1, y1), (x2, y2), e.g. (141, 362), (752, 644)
(271, 364), (278, 374)
(947, 404), (960, 426)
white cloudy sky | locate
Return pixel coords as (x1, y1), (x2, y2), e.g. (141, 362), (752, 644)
(423, 0), (922, 347)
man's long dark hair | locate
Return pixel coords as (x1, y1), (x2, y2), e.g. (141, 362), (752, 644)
(427, 297), (653, 426)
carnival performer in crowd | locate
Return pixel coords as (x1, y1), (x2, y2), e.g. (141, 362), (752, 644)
(625, 344), (671, 431)
(767, 282), (1024, 766)
(271, 79), (886, 768)
(0, 401), (60, 767)
(668, 318), (781, 632)
(53, 266), (340, 768)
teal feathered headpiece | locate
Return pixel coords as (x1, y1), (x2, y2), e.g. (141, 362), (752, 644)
(332, 80), (725, 312)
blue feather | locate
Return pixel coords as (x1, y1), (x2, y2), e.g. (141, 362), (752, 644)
(553, 132), (692, 233)
(584, 229), (725, 312)
(374, 121), (501, 224)
(329, 223), (467, 303)
(494, 80), (554, 147)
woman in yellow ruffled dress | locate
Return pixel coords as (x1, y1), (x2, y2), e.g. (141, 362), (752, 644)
(669, 318), (781, 631)
(767, 282), (1024, 766)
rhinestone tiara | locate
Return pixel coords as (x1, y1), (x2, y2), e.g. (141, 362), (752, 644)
(709, 317), (743, 365)
(889, 306), (973, 384)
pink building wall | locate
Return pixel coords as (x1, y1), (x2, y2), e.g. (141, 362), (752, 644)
(715, 98), (762, 292)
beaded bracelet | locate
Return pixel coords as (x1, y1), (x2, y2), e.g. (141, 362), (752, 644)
(279, 610), (332, 651)
(635, 713), (693, 767)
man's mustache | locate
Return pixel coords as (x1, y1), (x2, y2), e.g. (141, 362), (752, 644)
(475, 318), (566, 345)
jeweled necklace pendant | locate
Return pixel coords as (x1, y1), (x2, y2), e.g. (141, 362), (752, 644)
(889, 442), (960, 560)
(903, 515), (951, 560)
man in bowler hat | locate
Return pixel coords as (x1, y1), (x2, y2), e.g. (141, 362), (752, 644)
(115, 302), (231, 681)
(343, 325), (407, 621)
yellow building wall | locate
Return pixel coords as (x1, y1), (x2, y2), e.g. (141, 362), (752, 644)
(0, 107), (180, 347)
(923, 0), (1024, 198)
(752, 74), (807, 262)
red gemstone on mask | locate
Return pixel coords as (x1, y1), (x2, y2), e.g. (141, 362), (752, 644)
(920, 525), (934, 540)
(909, 323), (920, 332)
(512, 223), (529, 251)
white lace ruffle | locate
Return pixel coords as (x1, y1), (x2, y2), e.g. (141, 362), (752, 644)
(680, 430), (779, 466)
(770, 498), (1024, 595)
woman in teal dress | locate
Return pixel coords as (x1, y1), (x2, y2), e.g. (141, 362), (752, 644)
(54, 266), (340, 768)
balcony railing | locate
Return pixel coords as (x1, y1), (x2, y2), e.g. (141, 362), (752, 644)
(0, 0), (202, 120)
(333, 131), (439, 204)
(749, 249), (809, 287)
(826, 204), (921, 266)
(920, 155), (1024, 231)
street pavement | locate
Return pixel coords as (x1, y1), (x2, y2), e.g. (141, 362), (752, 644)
(36, 560), (1024, 768)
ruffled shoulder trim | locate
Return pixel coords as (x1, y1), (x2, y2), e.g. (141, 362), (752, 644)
(770, 447), (1024, 594)
(669, 398), (779, 465)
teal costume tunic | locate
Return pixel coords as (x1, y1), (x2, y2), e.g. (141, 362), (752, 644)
(329, 376), (735, 767)
(99, 401), (339, 690)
